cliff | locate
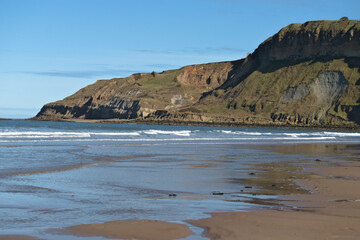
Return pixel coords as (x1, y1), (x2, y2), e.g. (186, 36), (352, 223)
(35, 18), (360, 128)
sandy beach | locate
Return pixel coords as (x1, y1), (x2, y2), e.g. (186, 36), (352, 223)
(64, 220), (192, 240)
(1, 133), (359, 240)
(189, 155), (360, 240)
(64, 145), (360, 240)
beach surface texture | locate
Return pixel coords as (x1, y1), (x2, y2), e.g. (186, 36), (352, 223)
(189, 159), (360, 240)
(61, 146), (360, 240)
(65, 220), (192, 240)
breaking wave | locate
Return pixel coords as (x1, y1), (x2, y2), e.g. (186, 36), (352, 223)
(142, 130), (191, 136)
(0, 125), (359, 145)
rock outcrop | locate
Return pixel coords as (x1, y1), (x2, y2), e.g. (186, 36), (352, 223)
(280, 84), (310, 104)
(35, 19), (360, 128)
(311, 71), (348, 104)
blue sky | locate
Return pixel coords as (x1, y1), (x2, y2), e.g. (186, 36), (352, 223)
(1, 0), (359, 118)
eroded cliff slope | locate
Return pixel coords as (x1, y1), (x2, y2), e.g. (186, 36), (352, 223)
(35, 19), (360, 128)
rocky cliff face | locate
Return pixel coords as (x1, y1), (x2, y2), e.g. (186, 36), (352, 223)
(255, 19), (360, 61)
(220, 19), (360, 88)
(35, 19), (360, 128)
(35, 63), (237, 120)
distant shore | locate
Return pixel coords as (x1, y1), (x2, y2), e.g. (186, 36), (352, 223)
(0, 118), (16, 120)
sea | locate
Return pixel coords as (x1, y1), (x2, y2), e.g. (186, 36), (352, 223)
(1, 120), (360, 239)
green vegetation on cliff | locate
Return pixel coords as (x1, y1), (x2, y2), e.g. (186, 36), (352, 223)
(196, 58), (359, 126)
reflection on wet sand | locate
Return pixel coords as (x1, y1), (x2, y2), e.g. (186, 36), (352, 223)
(189, 144), (360, 240)
(229, 161), (314, 195)
(258, 144), (360, 158)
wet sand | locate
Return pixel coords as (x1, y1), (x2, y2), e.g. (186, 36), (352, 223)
(3, 144), (359, 240)
(189, 156), (360, 240)
(59, 145), (360, 240)
(64, 220), (193, 240)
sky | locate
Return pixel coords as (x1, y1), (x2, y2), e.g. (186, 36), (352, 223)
(1, 0), (359, 118)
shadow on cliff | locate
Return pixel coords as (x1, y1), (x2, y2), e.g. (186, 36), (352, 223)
(199, 56), (360, 122)
(200, 56), (360, 101)
(215, 56), (360, 91)
(200, 59), (244, 99)
(347, 105), (360, 125)
(258, 56), (360, 74)
(344, 58), (360, 125)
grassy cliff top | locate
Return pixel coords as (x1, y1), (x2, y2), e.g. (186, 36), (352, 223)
(265, 18), (360, 42)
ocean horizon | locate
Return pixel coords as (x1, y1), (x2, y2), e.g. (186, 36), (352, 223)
(0, 108), (40, 119)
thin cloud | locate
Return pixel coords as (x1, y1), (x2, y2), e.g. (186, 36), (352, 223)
(146, 64), (182, 70)
(25, 69), (140, 79)
(197, 47), (248, 53)
(134, 47), (248, 55)
(134, 49), (176, 54)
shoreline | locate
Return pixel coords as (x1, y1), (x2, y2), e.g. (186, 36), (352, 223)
(3, 117), (360, 131)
